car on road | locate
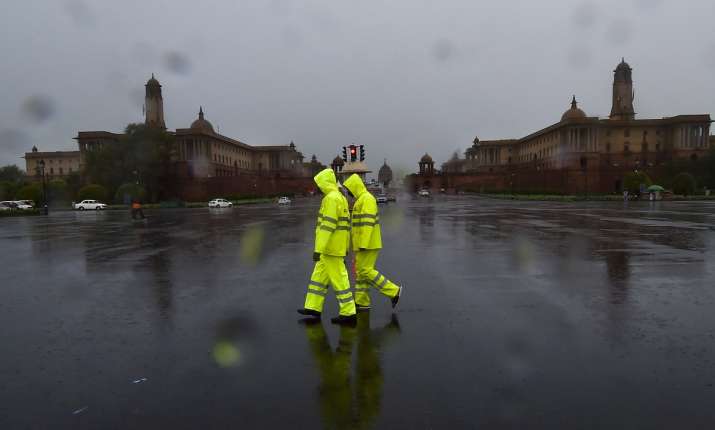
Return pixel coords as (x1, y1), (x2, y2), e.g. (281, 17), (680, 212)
(74, 200), (107, 210)
(418, 189), (430, 197)
(12, 201), (34, 210)
(0, 201), (18, 211)
(376, 194), (388, 204)
(208, 198), (233, 208)
(278, 196), (292, 205)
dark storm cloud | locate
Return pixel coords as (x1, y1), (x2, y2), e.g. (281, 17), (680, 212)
(0, 0), (713, 172)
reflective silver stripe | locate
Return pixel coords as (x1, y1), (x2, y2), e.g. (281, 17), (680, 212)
(355, 287), (370, 291)
(372, 273), (381, 284)
(335, 289), (352, 296)
(377, 277), (389, 290)
(337, 296), (354, 304)
(310, 280), (328, 289)
(352, 222), (377, 227)
(321, 215), (338, 224)
(308, 291), (326, 298)
(336, 226), (351, 231)
(353, 214), (377, 219)
(338, 217), (350, 222)
(319, 225), (335, 232)
(308, 288), (326, 296)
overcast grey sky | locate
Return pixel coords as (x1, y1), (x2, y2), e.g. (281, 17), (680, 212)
(1, 0), (714, 175)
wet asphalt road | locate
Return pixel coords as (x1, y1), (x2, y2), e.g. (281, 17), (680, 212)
(1, 196), (715, 429)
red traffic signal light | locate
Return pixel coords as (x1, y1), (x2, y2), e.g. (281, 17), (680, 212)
(350, 147), (356, 155)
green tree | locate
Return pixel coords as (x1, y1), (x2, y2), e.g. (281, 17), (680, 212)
(623, 171), (652, 194)
(48, 179), (69, 204)
(16, 183), (42, 204)
(78, 184), (108, 202)
(84, 123), (176, 202)
(0, 180), (17, 200)
(671, 172), (697, 196)
(0, 165), (24, 183)
(114, 182), (146, 204)
(65, 171), (82, 200)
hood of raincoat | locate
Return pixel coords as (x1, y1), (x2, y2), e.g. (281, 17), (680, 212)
(314, 168), (339, 195)
(343, 174), (367, 199)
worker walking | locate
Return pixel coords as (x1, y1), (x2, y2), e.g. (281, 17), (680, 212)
(298, 168), (357, 324)
(343, 174), (402, 311)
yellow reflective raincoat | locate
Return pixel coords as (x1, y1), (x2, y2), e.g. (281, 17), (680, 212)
(343, 174), (381, 251)
(314, 168), (351, 256)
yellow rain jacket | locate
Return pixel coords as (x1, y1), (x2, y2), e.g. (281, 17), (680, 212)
(343, 174), (382, 251)
(314, 168), (351, 257)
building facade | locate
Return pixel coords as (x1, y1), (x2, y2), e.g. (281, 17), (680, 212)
(412, 59), (713, 194)
(75, 75), (309, 181)
(23, 146), (81, 179)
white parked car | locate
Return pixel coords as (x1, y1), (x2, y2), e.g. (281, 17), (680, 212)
(74, 200), (107, 210)
(376, 195), (388, 204)
(418, 189), (430, 197)
(278, 196), (292, 205)
(209, 198), (233, 208)
(12, 201), (34, 210)
(0, 201), (17, 211)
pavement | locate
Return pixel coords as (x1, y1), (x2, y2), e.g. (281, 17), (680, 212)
(1, 196), (715, 429)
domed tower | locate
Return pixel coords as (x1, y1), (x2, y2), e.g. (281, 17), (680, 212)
(562, 95), (587, 121)
(610, 58), (635, 121)
(378, 159), (393, 188)
(419, 153), (434, 175)
(190, 106), (214, 134)
(331, 155), (345, 173)
(145, 74), (166, 129)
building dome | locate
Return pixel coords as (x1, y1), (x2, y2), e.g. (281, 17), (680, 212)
(420, 153), (433, 163)
(561, 96), (587, 121)
(378, 159), (393, 186)
(190, 106), (214, 133)
(332, 155), (345, 166)
(146, 73), (161, 87)
(615, 57), (631, 71)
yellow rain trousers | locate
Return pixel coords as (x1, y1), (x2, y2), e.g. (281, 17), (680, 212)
(303, 168), (356, 316)
(343, 174), (400, 307)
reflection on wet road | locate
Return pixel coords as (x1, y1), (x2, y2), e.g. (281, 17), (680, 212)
(1, 197), (714, 428)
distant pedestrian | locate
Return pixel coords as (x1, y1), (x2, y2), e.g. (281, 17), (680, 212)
(623, 190), (629, 202)
(131, 199), (145, 220)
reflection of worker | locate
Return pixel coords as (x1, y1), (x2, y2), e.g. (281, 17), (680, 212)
(298, 168), (357, 324)
(131, 199), (145, 220)
(300, 313), (401, 429)
(343, 174), (401, 311)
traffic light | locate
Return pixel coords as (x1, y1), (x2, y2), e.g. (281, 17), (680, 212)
(341, 146), (347, 162)
(349, 145), (357, 162)
(359, 145), (365, 162)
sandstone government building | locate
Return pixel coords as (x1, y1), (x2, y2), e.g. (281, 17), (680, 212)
(410, 59), (713, 194)
(25, 75), (325, 199)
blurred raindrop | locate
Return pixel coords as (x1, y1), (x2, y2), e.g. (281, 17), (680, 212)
(240, 224), (265, 266)
(510, 236), (535, 272)
(212, 341), (241, 367)
(164, 51), (191, 75)
(64, 0), (94, 27)
(22, 96), (56, 124)
(432, 39), (455, 62)
(572, 2), (597, 28)
(0, 129), (31, 153)
(606, 19), (632, 46)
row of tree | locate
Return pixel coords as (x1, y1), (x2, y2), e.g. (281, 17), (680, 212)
(1, 123), (173, 206)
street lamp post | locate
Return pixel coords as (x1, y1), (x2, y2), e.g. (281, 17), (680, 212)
(37, 159), (48, 215)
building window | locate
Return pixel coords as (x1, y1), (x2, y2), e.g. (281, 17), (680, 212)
(624, 142), (630, 153)
(642, 143), (648, 152)
(606, 130), (611, 137)
(69, 167), (73, 173)
(50, 167), (54, 174)
(59, 168), (63, 174)
(605, 142), (611, 153)
(624, 129), (630, 137)
(655, 142), (661, 151)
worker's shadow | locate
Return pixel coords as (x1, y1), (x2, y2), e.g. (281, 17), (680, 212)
(300, 313), (401, 429)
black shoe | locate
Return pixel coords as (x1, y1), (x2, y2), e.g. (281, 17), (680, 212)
(297, 309), (321, 318)
(355, 305), (371, 312)
(330, 314), (357, 325)
(391, 287), (402, 309)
